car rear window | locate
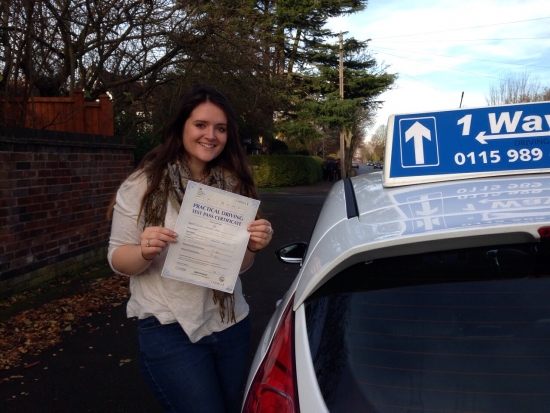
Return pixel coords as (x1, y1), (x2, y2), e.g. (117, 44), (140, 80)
(305, 242), (550, 413)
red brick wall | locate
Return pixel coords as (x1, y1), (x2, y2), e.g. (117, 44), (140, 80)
(0, 128), (135, 296)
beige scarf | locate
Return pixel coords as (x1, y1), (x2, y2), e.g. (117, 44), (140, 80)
(143, 160), (240, 323)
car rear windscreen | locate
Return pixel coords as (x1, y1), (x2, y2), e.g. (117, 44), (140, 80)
(305, 242), (550, 413)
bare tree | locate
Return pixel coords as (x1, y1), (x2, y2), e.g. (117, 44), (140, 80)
(1, 0), (390, 146)
(0, 0), (62, 126)
(369, 124), (386, 161)
(1, 0), (280, 136)
(486, 71), (548, 105)
(361, 140), (375, 162)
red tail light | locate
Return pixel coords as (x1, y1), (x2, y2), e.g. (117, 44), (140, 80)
(538, 227), (550, 240)
(242, 296), (299, 413)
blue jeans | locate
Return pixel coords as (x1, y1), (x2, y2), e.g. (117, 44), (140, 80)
(137, 316), (251, 413)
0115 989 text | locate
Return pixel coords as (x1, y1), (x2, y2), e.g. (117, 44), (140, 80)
(454, 148), (543, 165)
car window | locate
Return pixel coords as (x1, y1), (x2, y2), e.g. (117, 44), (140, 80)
(305, 242), (550, 412)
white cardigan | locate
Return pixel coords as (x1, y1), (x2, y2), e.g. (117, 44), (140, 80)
(107, 173), (249, 343)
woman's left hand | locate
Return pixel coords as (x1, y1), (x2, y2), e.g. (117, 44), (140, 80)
(247, 219), (273, 252)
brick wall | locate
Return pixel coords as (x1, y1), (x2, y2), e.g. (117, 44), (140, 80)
(0, 127), (135, 296)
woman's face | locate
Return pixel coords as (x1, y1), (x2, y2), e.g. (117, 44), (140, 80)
(182, 102), (228, 172)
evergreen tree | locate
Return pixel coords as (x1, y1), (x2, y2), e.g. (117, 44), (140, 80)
(277, 31), (396, 176)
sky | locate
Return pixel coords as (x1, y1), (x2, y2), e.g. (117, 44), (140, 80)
(326, 0), (550, 140)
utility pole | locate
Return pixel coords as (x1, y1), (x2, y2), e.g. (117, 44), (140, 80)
(339, 31), (346, 179)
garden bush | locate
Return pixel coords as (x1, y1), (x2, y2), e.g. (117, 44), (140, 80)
(248, 155), (322, 188)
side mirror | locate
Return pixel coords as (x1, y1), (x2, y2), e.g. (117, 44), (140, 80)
(275, 242), (308, 265)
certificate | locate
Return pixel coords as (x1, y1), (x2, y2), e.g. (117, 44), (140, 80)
(161, 181), (260, 293)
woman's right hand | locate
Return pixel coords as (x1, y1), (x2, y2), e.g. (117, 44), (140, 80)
(141, 226), (178, 260)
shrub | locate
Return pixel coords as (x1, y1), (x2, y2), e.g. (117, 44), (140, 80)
(311, 155), (323, 169)
(248, 155), (322, 187)
(266, 139), (289, 155)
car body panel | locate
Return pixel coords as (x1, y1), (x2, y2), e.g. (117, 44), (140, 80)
(294, 304), (329, 412)
(294, 171), (550, 308)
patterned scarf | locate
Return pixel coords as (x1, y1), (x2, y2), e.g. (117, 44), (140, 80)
(143, 159), (240, 323)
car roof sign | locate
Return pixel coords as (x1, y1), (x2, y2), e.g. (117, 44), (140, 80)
(383, 101), (550, 187)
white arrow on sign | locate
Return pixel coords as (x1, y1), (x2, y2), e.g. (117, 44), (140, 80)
(405, 121), (431, 164)
(475, 130), (550, 144)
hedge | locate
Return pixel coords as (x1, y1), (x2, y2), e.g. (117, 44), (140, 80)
(248, 155), (323, 187)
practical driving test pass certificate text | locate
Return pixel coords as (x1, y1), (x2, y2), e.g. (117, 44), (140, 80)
(161, 182), (260, 293)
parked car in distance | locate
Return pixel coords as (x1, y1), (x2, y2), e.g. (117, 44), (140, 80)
(373, 162), (383, 169)
(242, 101), (550, 413)
(352, 161), (359, 168)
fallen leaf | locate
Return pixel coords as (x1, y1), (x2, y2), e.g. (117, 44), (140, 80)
(118, 358), (133, 366)
(0, 276), (130, 373)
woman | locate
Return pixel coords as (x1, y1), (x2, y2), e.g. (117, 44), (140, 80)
(107, 84), (273, 413)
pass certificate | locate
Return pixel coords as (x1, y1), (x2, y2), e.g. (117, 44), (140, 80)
(161, 181), (260, 293)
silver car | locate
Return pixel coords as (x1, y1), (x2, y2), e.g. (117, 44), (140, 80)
(242, 102), (550, 413)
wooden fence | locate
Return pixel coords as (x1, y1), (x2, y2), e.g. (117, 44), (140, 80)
(0, 90), (114, 136)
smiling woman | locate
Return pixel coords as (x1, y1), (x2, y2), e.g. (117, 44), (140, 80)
(182, 101), (228, 179)
(107, 84), (274, 413)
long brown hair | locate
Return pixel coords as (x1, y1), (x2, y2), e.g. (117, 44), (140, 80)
(107, 84), (258, 218)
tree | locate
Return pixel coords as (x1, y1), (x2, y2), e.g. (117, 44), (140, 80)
(1, 1), (253, 127)
(370, 124), (386, 147)
(251, 0), (367, 79)
(0, 0), (62, 126)
(252, 0), (396, 174)
(358, 139), (374, 163)
(251, 0), (376, 158)
(0, 1), (261, 139)
(486, 72), (549, 105)
(355, 138), (368, 162)
(369, 124), (386, 161)
(275, 32), (396, 176)
(1, 0), (394, 160)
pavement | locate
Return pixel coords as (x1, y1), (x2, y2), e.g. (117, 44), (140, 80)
(0, 179), (336, 413)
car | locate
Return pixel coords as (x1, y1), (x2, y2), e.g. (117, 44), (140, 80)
(373, 162), (383, 169)
(242, 102), (550, 413)
(352, 161), (359, 168)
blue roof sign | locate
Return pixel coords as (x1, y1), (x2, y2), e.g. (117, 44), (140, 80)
(383, 101), (550, 187)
